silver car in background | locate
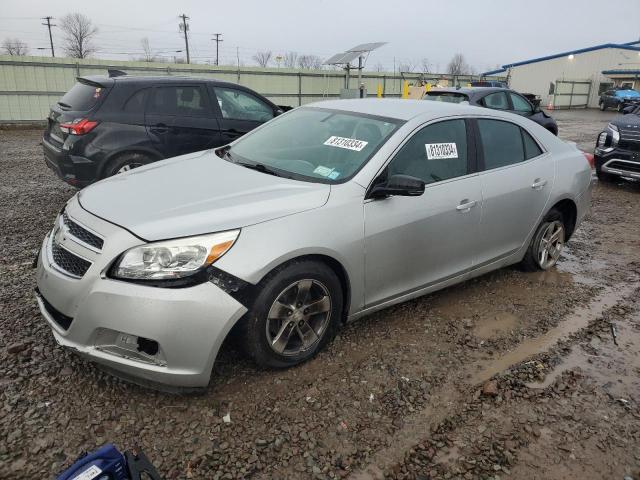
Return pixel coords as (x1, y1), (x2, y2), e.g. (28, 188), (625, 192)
(35, 99), (593, 388)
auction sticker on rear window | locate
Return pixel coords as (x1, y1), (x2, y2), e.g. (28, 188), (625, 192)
(425, 143), (458, 160)
(324, 136), (368, 152)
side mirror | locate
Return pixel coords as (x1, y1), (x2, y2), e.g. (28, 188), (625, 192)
(369, 174), (425, 199)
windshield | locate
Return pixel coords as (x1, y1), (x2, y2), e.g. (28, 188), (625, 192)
(424, 92), (468, 104)
(615, 90), (640, 98)
(226, 107), (402, 183)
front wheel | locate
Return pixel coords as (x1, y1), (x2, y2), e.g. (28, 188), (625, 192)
(599, 102), (606, 111)
(521, 209), (565, 271)
(241, 260), (343, 368)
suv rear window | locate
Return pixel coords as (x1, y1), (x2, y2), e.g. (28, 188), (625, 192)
(424, 92), (468, 104)
(58, 82), (105, 111)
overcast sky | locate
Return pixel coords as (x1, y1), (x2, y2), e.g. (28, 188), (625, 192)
(2, 0), (639, 73)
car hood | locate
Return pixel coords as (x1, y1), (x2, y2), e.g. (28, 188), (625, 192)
(78, 150), (331, 241)
(611, 114), (640, 128)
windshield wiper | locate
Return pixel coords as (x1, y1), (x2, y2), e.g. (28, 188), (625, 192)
(237, 162), (283, 177)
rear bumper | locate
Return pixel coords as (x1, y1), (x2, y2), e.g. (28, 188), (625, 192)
(42, 136), (99, 188)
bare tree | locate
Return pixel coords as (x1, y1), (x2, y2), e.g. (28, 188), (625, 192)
(283, 51), (298, 68)
(298, 54), (322, 69)
(420, 58), (432, 73)
(60, 13), (98, 59)
(447, 53), (470, 76)
(398, 61), (416, 73)
(252, 50), (272, 67)
(2, 38), (28, 56)
(140, 37), (154, 62)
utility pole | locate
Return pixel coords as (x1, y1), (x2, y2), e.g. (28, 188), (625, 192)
(41, 16), (56, 57)
(179, 14), (190, 64)
(211, 33), (223, 66)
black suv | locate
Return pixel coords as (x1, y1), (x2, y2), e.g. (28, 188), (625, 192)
(43, 74), (284, 187)
(424, 87), (558, 135)
(594, 105), (640, 182)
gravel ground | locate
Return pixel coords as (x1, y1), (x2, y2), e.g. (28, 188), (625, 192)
(1, 110), (639, 479)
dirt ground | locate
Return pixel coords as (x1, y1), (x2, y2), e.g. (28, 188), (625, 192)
(1, 109), (639, 480)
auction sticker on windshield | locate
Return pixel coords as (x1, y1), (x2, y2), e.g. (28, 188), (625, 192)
(425, 143), (458, 160)
(324, 136), (368, 152)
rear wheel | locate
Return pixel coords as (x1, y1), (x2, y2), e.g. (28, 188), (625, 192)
(599, 101), (606, 111)
(241, 260), (343, 368)
(105, 152), (152, 178)
(521, 209), (565, 271)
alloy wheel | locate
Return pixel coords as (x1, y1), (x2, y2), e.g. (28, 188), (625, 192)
(537, 220), (564, 269)
(116, 163), (143, 174)
(265, 279), (332, 356)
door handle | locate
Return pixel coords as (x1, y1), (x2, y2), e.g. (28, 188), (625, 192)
(456, 200), (477, 212)
(150, 123), (169, 134)
(531, 178), (547, 190)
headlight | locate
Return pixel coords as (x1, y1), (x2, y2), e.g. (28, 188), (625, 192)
(112, 230), (239, 280)
(607, 123), (620, 146)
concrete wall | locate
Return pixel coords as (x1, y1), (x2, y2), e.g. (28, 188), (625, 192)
(506, 48), (640, 108)
(0, 55), (504, 122)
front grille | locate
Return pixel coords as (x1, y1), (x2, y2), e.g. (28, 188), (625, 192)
(51, 241), (91, 277)
(607, 160), (640, 174)
(38, 290), (73, 330)
(62, 212), (104, 250)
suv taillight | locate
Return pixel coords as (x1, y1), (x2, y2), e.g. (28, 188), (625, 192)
(59, 118), (98, 135)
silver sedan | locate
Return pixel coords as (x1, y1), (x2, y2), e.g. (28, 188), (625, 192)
(35, 99), (593, 388)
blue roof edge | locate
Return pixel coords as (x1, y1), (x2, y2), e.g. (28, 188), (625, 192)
(602, 69), (640, 75)
(481, 41), (640, 76)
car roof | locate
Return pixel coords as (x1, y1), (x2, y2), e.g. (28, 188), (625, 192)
(79, 74), (241, 87)
(304, 98), (495, 121)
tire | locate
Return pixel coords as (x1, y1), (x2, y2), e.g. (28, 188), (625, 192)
(241, 260), (343, 369)
(617, 103), (625, 113)
(599, 102), (606, 111)
(104, 152), (152, 178)
(520, 209), (565, 272)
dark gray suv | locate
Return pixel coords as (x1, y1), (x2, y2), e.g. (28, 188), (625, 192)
(424, 87), (558, 135)
(42, 74), (284, 187)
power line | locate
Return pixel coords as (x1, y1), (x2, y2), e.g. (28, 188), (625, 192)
(211, 33), (223, 66)
(41, 16), (55, 57)
(178, 14), (190, 64)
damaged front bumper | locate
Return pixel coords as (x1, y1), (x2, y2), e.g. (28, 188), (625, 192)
(34, 198), (248, 388)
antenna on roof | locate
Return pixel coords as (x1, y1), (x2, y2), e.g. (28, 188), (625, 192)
(325, 42), (387, 99)
(107, 69), (127, 78)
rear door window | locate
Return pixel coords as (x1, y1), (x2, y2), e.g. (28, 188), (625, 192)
(481, 92), (510, 110)
(58, 82), (105, 111)
(148, 86), (209, 116)
(478, 119), (524, 170)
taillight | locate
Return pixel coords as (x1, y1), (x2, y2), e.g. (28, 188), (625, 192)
(59, 118), (98, 135)
(582, 151), (595, 169)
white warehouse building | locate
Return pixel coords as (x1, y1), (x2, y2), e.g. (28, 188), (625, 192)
(482, 40), (640, 109)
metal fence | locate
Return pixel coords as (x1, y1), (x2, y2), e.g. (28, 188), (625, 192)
(0, 55), (504, 122)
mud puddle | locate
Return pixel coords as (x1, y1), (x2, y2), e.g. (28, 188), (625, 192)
(467, 280), (639, 385)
